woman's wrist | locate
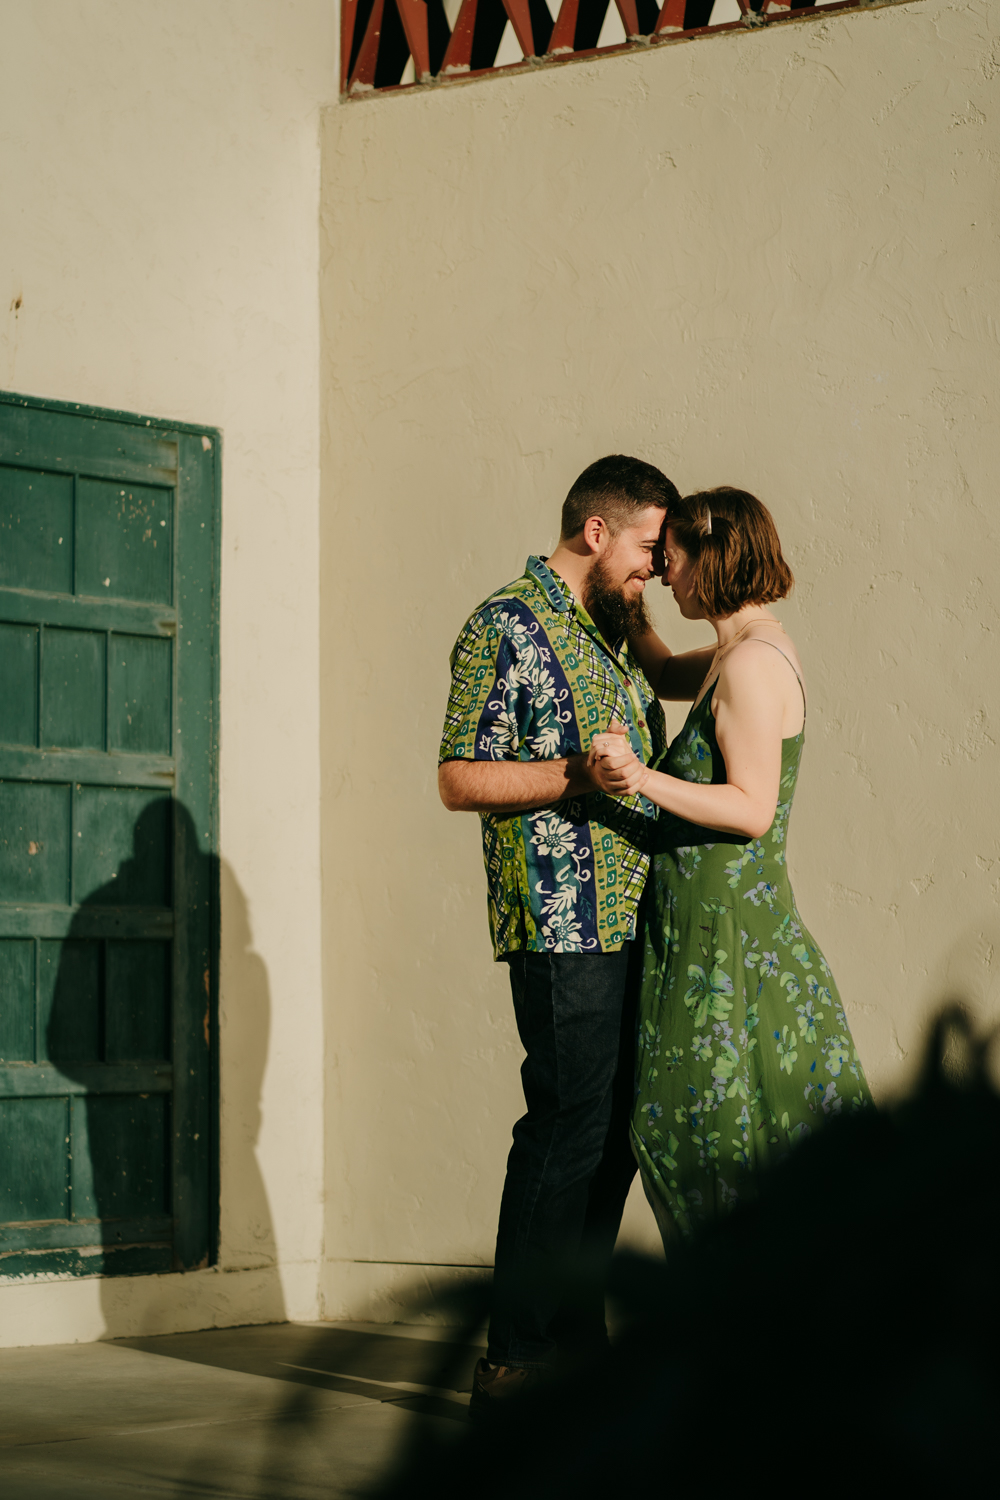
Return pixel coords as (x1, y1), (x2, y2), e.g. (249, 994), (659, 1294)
(636, 766), (670, 809)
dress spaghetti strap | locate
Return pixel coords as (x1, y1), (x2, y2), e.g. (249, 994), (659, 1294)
(742, 637), (807, 719)
(694, 636), (807, 720)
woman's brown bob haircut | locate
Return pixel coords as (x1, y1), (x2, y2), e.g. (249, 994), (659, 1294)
(668, 487), (794, 618)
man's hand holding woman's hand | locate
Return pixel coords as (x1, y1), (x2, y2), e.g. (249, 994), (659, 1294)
(587, 720), (650, 798)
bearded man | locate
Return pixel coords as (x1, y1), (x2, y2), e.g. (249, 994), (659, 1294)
(439, 455), (711, 1414)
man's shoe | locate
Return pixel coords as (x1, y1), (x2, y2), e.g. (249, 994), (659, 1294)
(469, 1358), (537, 1419)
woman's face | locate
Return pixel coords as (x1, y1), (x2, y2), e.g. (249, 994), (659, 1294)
(662, 526), (704, 620)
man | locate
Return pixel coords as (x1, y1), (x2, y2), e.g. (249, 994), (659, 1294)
(438, 455), (708, 1414)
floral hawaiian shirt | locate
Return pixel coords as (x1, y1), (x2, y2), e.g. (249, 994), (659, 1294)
(439, 556), (666, 959)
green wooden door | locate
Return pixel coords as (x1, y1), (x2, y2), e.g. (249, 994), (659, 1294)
(0, 392), (218, 1277)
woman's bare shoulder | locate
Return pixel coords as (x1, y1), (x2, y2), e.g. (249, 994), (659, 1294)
(715, 628), (805, 700)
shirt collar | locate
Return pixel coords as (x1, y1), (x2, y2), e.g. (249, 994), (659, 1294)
(526, 555), (627, 658)
(526, 555), (572, 613)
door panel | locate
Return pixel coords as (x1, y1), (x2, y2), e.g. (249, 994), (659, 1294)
(0, 624), (38, 745)
(0, 466), (74, 593)
(41, 629), (107, 749)
(105, 941), (171, 1062)
(0, 940), (34, 1060)
(40, 939), (102, 1062)
(73, 787), (172, 905)
(0, 392), (218, 1280)
(109, 635), (172, 754)
(75, 477), (173, 603)
(0, 782), (72, 903)
(0, 1097), (70, 1221)
(72, 1095), (169, 1218)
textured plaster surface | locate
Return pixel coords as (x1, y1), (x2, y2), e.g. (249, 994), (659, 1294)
(321, 0), (1000, 1284)
(0, 2), (337, 1341)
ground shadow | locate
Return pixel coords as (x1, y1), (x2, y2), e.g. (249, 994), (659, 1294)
(112, 1319), (482, 1498)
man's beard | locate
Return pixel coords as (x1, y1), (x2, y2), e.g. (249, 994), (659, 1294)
(583, 554), (652, 643)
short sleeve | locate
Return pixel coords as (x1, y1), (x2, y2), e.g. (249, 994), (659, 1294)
(439, 608), (532, 764)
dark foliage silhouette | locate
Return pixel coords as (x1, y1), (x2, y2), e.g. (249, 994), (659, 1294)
(372, 1007), (999, 1498)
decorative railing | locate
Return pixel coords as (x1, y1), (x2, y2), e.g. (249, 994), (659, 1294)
(342, 0), (878, 96)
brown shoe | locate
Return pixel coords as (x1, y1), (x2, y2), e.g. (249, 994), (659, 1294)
(469, 1358), (536, 1418)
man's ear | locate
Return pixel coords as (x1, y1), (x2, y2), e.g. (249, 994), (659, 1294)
(581, 515), (609, 556)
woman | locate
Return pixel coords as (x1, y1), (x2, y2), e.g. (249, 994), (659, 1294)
(591, 487), (871, 1241)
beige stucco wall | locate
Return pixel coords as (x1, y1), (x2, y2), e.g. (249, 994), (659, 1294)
(1, 0), (995, 1345)
(0, 1), (336, 1345)
(320, 0), (1000, 1310)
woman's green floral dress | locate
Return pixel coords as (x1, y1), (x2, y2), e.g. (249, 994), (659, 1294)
(632, 659), (872, 1240)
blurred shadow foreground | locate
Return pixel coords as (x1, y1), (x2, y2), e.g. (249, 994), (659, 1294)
(376, 1009), (1000, 1499)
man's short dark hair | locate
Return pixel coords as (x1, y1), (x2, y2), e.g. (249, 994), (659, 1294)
(560, 455), (680, 540)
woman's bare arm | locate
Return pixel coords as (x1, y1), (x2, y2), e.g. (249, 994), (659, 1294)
(590, 645), (790, 838)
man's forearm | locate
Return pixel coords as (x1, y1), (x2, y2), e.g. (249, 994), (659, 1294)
(626, 628), (714, 701)
(438, 755), (593, 814)
(658, 645), (716, 700)
(625, 627), (670, 695)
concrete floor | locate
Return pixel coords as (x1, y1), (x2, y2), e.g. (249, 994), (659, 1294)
(0, 1321), (483, 1499)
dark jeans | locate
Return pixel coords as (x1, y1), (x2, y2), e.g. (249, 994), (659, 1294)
(487, 943), (640, 1369)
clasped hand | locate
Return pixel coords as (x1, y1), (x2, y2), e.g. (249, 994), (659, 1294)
(587, 720), (650, 798)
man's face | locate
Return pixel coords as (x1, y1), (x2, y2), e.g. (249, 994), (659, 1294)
(596, 506), (664, 597)
(583, 506), (665, 639)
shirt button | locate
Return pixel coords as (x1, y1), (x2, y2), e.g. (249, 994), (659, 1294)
(637, 720), (646, 729)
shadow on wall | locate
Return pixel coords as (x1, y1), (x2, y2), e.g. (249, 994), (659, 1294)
(46, 801), (286, 1335)
(217, 857), (286, 1293)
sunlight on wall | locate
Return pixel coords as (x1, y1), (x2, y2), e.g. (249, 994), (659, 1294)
(320, 0), (999, 1311)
